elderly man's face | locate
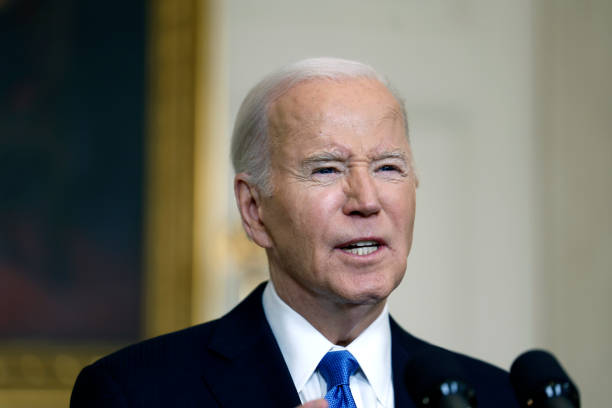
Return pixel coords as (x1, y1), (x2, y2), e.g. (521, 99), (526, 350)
(251, 78), (416, 306)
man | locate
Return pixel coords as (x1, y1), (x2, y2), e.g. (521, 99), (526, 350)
(71, 58), (519, 407)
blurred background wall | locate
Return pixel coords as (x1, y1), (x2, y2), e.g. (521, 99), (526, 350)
(1, 0), (610, 406)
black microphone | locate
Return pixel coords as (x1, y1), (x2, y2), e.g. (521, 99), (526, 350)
(510, 350), (580, 408)
(405, 347), (477, 408)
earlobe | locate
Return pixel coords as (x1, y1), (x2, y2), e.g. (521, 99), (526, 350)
(234, 174), (273, 248)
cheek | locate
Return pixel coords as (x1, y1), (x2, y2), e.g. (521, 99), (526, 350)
(267, 186), (343, 242)
(383, 185), (416, 230)
(295, 186), (345, 220)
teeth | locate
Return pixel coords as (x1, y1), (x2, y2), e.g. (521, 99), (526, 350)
(342, 245), (378, 256)
(349, 240), (378, 248)
(340, 240), (381, 256)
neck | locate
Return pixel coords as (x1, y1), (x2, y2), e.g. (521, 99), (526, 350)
(270, 276), (386, 346)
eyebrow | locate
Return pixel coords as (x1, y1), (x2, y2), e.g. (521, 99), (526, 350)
(301, 151), (349, 167)
(369, 149), (409, 163)
(301, 149), (409, 167)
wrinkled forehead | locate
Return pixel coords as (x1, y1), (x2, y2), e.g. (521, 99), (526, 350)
(266, 78), (404, 149)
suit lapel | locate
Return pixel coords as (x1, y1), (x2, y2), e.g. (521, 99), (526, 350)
(200, 283), (301, 408)
(391, 317), (424, 408)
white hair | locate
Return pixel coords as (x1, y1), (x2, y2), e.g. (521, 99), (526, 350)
(230, 57), (409, 194)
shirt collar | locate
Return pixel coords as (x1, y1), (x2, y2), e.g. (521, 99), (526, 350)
(262, 281), (392, 405)
(345, 302), (392, 405)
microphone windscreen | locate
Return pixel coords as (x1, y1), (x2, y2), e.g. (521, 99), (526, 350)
(509, 350), (579, 407)
(405, 347), (476, 407)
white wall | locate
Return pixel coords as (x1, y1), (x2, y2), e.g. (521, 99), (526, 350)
(534, 1), (612, 406)
(219, 1), (612, 405)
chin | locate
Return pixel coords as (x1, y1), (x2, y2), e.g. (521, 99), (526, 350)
(333, 277), (399, 306)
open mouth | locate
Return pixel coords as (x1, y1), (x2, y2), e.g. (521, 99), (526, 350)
(339, 240), (382, 256)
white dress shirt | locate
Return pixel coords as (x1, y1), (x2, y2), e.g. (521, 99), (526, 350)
(262, 282), (394, 408)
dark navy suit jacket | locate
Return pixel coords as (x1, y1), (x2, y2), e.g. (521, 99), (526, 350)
(71, 283), (519, 407)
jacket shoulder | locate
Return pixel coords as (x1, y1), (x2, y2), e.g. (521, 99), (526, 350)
(71, 283), (271, 408)
(70, 320), (222, 408)
(96, 320), (220, 371)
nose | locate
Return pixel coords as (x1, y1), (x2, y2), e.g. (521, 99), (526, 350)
(342, 167), (381, 217)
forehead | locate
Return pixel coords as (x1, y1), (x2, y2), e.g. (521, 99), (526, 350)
(267, 78), (406, 157)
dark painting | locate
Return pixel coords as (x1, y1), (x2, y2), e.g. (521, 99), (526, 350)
(0, 0), (146, 342)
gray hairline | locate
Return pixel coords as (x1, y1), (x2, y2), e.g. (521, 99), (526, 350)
(230, 57), (410, 196)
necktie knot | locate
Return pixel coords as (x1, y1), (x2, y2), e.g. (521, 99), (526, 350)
(318, 350), (359, 388)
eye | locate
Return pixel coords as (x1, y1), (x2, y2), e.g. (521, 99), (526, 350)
(313, 167), (339, 175)
(377, 164), (400, 172)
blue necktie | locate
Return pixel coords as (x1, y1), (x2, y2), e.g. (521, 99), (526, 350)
(317, 350), (360, 408)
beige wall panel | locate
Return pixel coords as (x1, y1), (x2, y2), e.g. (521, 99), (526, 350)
(535, 1), (612, 406)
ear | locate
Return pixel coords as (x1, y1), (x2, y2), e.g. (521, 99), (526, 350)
(234, 173), (273, 248)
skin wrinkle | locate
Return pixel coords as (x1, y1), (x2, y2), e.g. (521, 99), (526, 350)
(278, 158), (410, 191)
(264, 79), (411, 195)
(273, 111), (411, 189)
(287, 148), (410, 190)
